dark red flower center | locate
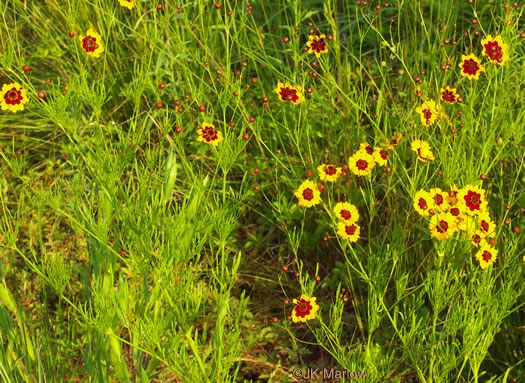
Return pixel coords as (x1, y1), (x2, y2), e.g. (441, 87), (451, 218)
(418, 198), (428, 210)
(4, 88), (22, 105)
(340, 209), (351, 220)
(484, 41), (503, 62)
(82, 36), (98, 52)
(450, 207), (460, 216)
(464, 191), (481, 211)
(422, 109), (433, 120)
(295, 299), (312, 317)
(462, 59), (480, 75)
(201, 126), (218, 142)
(436, 220), (449, 233)
(481, 220), (489, 232)
(434, 194), (444, 206)
(310, 38), (326, 53)
(472, 234), (481, 245)
(345, 224), (357, 236)
(364, 145), (373, 155)
(279, 87), (299, 102)
(356, 159), (368, 170)
(380, 150), (388, 160)
(324, 165), (337, 175)
(441, 90), (456, 103)
(389, 138), (398, 146)
(302, 188), (314, 201)
(482, 250), (492, 262)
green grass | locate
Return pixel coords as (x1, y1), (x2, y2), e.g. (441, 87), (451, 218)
(0, 0), (524, 382)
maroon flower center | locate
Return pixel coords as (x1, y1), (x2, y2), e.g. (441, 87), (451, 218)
(310, 38), (326, 53)
(380, 150), (388, 160)
(82, 36), (98, 52)
(450, 207), (460, 216)
(201, 126), (218, 142)
(462, 59), (480, 75)
(441, 90), (456, 103)
(4, 88), (22, 105)
(340, 209), (351, 220)
(484, 41), (503, 61)
(324, 165), (337, 175)
(482, 250), (492, 262)
(279, 87), (299, 102)
(481, 220), (489, 232)
(345, 224), (357, 236)
(472, 234), (481, 245)
(389, 139), (398, 146)
(356, 159), (368, 170)
(418, 198), (428, 211)
(422, 109), (432, 120)
(464, 191), (481, 211)
(436, 220), (449, 233)
(434, 194), (444, 206)
(302, 188), (314, 201)
(295, 300), (312, 317)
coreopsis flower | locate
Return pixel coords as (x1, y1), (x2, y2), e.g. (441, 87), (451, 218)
(458, 54), (485, 80)
(429, 212), (457, 240)
(457, 184), (488, 216)
(413, 190), (435, 217)
(333, 202), (359, 223)
(118, 0), (134, 9)
(384, 132), (403, 150)
(477, 212), (496, 238)
(359, 142), (374, 156)
(348, 150), (375, 176)
(306, 34), (328, 57)
(197, 122), (224, 146)
(291, 294), (319, 323)
(373, 147), (389, 167)
(411, 139), (435, 162)
(79, 28), (105, 58)
(294, 179), (321, 208)
(475, 242), (498, 269)
(440, 86), (460, 104)
(470, 230), (485, 247)
(415, 99), (441, 126)
(0, 82), (29, 113)
(337, 221), (361, 242)
(274, 81), (305, 104)
(317, 164), (341, 182)
(430, 188), (449, 212)
(481, 35), (509, 66)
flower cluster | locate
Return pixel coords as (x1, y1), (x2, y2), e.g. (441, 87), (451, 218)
(459, 35), (509, 80)
(413, 184), (498, 269)
(348, 139), (395, 177)
(334, 202), (360, 242)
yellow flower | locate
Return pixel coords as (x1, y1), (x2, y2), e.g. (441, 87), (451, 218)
(317, 164), (341, 182)
(294, 180), (321, 208)
(459, 54), (485, 80)
(291, 295), (319, 323)
(413, 189), (435, 217)
(415, 99), (441, 126)
(118, 0), (134, 8)
(429, 188), (449, 213)
(477, 212), (496, 238)
(336, 221), (361, 242)
(333, 202), (359, 223)
(197, 122), (224, 146)
(79, 28), (105, 58)
(306, 34), (328, 57)
(440, 86), (460, 104)
(411, 139), (435, 162)
(457, 184), (488, 216)
(373, 147), (389, 167)
(429, 212), (457, 240)
(0, 82), (29, 113)
(481, 35), (509, 66)
(274, 81), (305, 104)
(384, 132), (403, 150)
(475, 242), (498, 269)
(348, 149), (375, 176)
